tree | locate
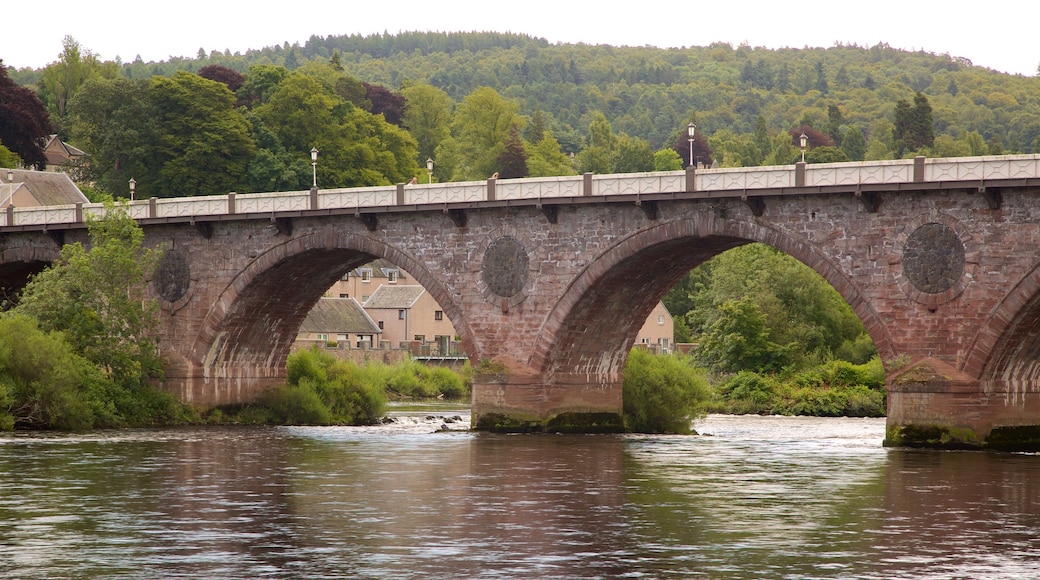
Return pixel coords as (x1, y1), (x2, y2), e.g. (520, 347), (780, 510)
(39, 36), (117, 137)
(449, 87), (520, 180)
(694, 296), (792, 374)
(0, 63), (52, 168)
(150, 71), (256, 196)
(686, 244), (871, 373)
(364, 82), (406, 126)
(495, 125), (528, 178)
(526, 131), (575, 177)
(894, 92), (935, 156)
(237, 64), (291, 108)
(259, 73), (419, 187)
(198, 64), (246, 92)
(401, 83), (453, 169)
(622, 348), (709, 434)
(0, 314), (109, 430)
(806, 146), (849, 164)
(68, 77), (160, 197)
(653, 148), (683, 171)
(13, 202), (162, 391)
(840, 126), (867, 161)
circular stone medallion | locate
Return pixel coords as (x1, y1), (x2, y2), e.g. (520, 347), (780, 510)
(154, 249), (191, 303)
(482, 236), (529, 298)
(902, 223), (965, 294)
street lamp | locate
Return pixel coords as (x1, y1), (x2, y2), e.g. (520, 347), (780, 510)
(310, 147), (319, 188)
(426, 158), (434, 184)
(799, 133), (808, 163)
(129, 177), (136, 201)
(687, 122), (696, 168)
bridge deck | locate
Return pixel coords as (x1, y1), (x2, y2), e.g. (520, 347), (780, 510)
(4, 154), (1040, 231)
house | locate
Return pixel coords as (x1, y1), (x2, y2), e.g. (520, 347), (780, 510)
(311, 258), (673, 358)
(0, 167), (89, 208)
(327, 258), (405, 304)
(295, 297), (381, 349)
(635, 301), (675, 353)
(41, 135), (88, 172)
(362, 284), (458, 355)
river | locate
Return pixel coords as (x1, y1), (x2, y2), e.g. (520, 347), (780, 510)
(1, 412), (1038, 579)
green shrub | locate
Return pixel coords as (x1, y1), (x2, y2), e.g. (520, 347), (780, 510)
(623, 349), (710, 434)
(262, 379), (334, 425)
(422, 365), (468, 399)
(722, 371), (776, 405)
(842, 384), (886, 417)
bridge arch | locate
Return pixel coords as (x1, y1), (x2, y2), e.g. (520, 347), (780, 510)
(181, 231), (471, 399)
(965, 260), (1040, 384)
(0, 241), (62, 306)
(530, 214), (895, 378)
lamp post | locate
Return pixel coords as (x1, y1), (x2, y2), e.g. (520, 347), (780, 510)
(310, 147), (319, 188)
(129, 177), (136, 201)
(687, 122), (696, 168)
(799, 133), (808, 163)
(426, 158), (434, 184)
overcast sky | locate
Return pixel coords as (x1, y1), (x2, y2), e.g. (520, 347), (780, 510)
(4, 1), (1037, 77)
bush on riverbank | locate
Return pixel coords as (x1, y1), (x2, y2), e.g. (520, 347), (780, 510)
(220, 349), (470, 426)
(623, 348), (711, 434)
(705, 357), (886, 417)
(0, 314), (194, 431)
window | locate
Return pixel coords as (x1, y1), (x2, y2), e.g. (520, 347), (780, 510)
(387, 270), (398, 283)
(339, 293), (349, 298)
(360, 268), (373, 282)
(658, 315), (665, 325)
(435, 310), (443, 321)
(414, 335), (425, 342)
(398, 309), (406, 320)
(317, 334), (328, 341)
(377, 321), (384, 330)
(361, 295), (370, 302)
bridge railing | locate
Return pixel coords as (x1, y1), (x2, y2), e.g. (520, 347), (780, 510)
(496, 175), (585, 200)
(3, 154), (1039, 229)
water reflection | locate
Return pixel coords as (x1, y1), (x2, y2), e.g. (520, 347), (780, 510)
(0, 416), (1038, 579)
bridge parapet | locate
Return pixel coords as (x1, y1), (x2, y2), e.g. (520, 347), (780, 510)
(3, 154), (1040, 229)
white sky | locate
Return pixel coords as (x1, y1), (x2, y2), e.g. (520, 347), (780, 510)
(4, 1), (1037, 77)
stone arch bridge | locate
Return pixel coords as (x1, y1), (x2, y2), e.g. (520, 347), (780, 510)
(4, 155), (1040, 448)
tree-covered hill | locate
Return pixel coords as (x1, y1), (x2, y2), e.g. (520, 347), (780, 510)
(10, 31), (1040, 157)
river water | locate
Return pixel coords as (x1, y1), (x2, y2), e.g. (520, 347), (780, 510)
(1, 412), (1038, 579)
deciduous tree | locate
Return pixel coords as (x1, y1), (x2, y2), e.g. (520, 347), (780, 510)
(13, 202), (162, 391)
(0, 63), (52, 168)
(150, 71), (256, 196)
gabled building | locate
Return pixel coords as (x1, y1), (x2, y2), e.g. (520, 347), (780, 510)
(41, 135), (88, 172)
(0, 167), (89, 208)
(295, 297), (381, 349)
(635, 301), (675, 353)
(363, 284), (457, 355)
(327, 258), (405, 304)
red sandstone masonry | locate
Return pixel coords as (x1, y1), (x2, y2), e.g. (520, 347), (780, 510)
(4, 185), (1040, 437)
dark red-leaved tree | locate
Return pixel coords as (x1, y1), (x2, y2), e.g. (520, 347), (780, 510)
(789, 125), (835, 150)
(670, 131), (714, 168)
(363, 82), (406, 127)
(0, 63), (53, 168)
(198, 64), (246, 93)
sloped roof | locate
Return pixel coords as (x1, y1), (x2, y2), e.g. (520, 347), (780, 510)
(352, 258), (407, 280)
(43, 135), (88, 168)
(363, 285), (425, 309)
(1, 168), (89, 206)
(299, 298), (381, 334)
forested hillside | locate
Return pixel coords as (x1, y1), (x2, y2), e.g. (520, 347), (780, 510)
(8, 31), (1040, 179)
